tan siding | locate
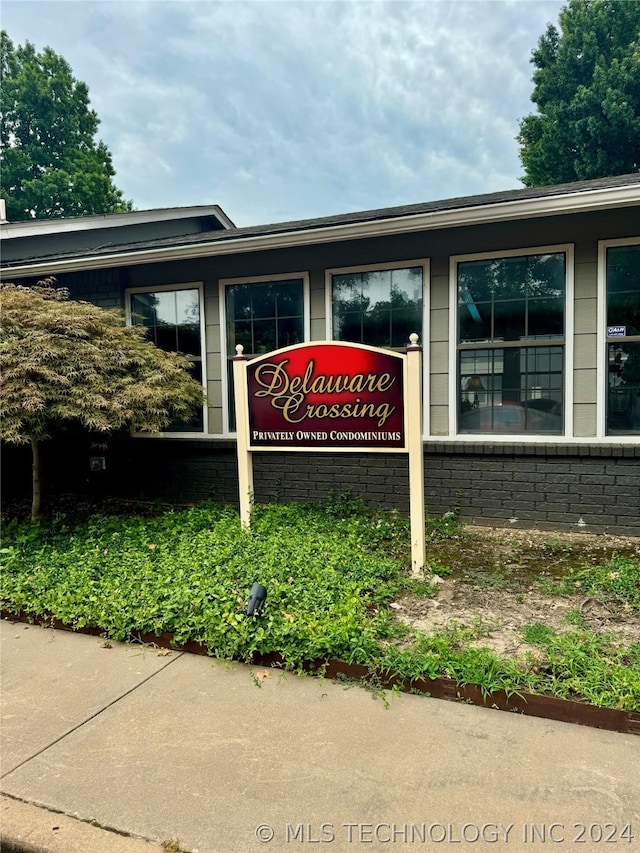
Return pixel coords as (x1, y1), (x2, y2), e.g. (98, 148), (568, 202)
(574, 333), (597, 369)
(430, 341), (449, 376)
(572, 254), (598, 434)
(574, 368), (597, 404)
(428, 269), (450, 434)
(429, 307), (449, 343)
(208, 399), (223, 434)
(429, 371), (449, 406)
(429, 406), (449, 435)
(430, 274), (449, 310)
(573, 403), (596, 437)
(429, 265), (451, 436)
(205, 350), (222, 383)
(204, 334), (220, 363)
(429, 338), (449, 433)
(309, 270), (326, 337)
(204, 285), (222, 434)
(573, 296), (597, 335)
(574, 260), (597, 299)
(310, 318), (326, 340)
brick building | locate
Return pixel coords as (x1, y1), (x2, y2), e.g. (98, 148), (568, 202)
(2, 174), (639, 533)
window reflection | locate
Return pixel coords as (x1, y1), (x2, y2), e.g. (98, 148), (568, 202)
(608, 341), (640, 434)
(606, 245), (640, 435)
(226, 279), (304, 356)
(332, 267), (423, 348)
(130, 288), (204, 432)
(457, 252), (566, 434)
(225, 278), (305, 430)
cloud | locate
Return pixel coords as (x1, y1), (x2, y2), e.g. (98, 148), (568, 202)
(2, 0), (564, 224)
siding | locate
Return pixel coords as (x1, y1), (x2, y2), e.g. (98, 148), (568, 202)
(49, 205), (639, 442)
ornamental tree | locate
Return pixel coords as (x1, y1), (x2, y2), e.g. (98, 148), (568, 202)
(518, 0), (640, 187)
(0, 31), (132, 220)
(0, 282), (205, 520)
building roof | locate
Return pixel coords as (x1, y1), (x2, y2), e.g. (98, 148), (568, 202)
(0, 204), (235, 239)
(2, 173), (639, 277)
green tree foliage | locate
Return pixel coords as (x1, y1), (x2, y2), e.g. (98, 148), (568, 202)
(0, 31), (132, 220)
(518, 0), (640, 187)
(0, 283), (205, 520)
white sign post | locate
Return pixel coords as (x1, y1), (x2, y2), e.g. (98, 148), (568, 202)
(406, 333), (426, 574)
(232, 345), (253, 530)
(233, 335), (426, 575)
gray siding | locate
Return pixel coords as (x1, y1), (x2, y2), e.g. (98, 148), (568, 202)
(48, 205), (639, 442)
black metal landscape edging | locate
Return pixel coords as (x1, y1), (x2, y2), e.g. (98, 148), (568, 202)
(3, 611), (639, 736)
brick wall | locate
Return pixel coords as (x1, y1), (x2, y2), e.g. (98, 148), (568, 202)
(421, 444), (639, 534)
(4, 438), (637, 535)
(251, 444), (639, 535)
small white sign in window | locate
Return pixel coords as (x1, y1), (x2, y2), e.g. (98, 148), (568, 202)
(607, 325), (626, 337)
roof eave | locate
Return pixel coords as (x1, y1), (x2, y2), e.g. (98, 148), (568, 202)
(0, 204), (235, 239)
(2, 183), (638, 279)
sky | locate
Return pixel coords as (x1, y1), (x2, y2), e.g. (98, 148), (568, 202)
(2, 0), (565, 227)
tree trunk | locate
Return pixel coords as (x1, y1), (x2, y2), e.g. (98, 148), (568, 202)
(30, 436), (42, 523)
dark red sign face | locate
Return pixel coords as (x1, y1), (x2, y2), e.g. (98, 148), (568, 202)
(245, 343), (405, 449)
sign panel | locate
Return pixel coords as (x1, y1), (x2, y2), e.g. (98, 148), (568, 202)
(607, 325), (627, 337)
(245, 342), (406, 450)
(234, 336), (425, 573)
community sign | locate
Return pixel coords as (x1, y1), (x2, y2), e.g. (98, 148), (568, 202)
(233, 338), (426, 573)
(244, 342), (407, 451)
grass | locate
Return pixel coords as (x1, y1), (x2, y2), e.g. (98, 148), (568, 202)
(519, 624), (640, 709)
(537, 556), (640, 610)
(1, 498), (639, 711)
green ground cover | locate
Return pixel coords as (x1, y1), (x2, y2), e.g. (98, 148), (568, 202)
(1, 499), (639, 711)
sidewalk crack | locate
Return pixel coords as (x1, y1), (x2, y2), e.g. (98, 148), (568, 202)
(1, 652), (183, 780)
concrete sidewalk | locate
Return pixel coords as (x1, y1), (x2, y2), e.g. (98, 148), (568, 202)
(1, 619), (639, 853)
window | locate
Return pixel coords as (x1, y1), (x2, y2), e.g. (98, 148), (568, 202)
(222, 275), (306, 430)
(330, 263), (424, 348)
(226, 278), (305, 356)
(455, 250), (566, 435)
(127, 284), (206, 432)
(605, 243), (640, 435)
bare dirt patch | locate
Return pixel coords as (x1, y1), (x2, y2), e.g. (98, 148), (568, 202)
(394, 527), (640, 659)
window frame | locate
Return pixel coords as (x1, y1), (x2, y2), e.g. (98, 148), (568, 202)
(219, 271), (311, 435)
(449, 244), (574, 439)
(125, 281), (208, 436)
(325, 258), (429, 348)
(597, 237), (640, 439)
(325, 258), (430, 435)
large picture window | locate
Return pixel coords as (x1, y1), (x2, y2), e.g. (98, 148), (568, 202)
(128, 284), (205, 432)
(456, 251), (566, 434)
(606, 243), (640, 435)
(331, 264), (423, 348)
(224, 276), (306, 430)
